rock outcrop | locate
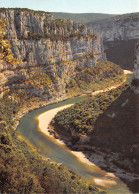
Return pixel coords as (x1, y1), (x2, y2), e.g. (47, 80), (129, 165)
(131, 43), (139, 93)
(133, 43), (139, 79)
(86, 13), (139, 70)
(0, 9), (104, 66)
(86, 12), (139, 50)
(0, 8), (106, 99)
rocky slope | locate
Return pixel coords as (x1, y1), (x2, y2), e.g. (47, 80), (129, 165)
(86, 13), (139, 70)
(52, 12), (117, 24)
(0, 8), (108, 100)
(0, 8), (104, 66)
(52, 43), (139, 193)
(131, 43), (139, 93)
(87, 44), (139, 192)
(86, 12), (139, 49)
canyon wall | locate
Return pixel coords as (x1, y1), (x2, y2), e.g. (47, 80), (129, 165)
(0, 9), (106, 99)
(86, 13), (139, 50)
(133, 43), (139, 79)
(131, 43), (139, 94)
(86, 13), (139, 69)
(0, 9), (104, 66)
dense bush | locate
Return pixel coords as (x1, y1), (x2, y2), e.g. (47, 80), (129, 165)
(0, 19), (21, 65)
(0, 93), (99, 193)
(28, 72), (53, 89)
(54, 83), (129, 135)
(66, 60), (124, 95)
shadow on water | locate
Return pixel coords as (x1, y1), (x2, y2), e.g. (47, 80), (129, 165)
(17, 95), (131, 193)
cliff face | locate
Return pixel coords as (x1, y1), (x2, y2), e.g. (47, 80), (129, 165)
(133, 43), (139, 79)
(86, 13), (139, 50)
(0, 9), (106, 99)
(89, 44), (139, 178)
(86, 13), (139, 70)
(0, 9), (104, 66)
(131, 43), (139, 93)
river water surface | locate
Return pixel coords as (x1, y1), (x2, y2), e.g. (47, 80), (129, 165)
(17, 95), (131, 193)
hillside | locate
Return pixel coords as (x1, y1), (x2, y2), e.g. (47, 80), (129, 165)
(86, 12), (139, 70)
(0, 95), (100, 193)
(0, 8), (125, 101)
(51, 12), (117, 24)
(51, 43), (139, 193)
(53, 84), (139, 192)
(86, 12), (139, 44)
(0, 8), (125, 193)
(0, 13), (102, 194)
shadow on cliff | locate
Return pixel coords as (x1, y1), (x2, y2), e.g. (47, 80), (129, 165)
(52, 87), (139, 192)
(89, 87), (139, 152)
(80, 87), (139, 193)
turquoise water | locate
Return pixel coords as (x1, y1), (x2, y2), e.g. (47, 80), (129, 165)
(17, 95), (131, 193)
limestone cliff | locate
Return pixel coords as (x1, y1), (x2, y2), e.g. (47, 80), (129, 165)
(86, 12), (139, 50)
(86, 13), (139, 70)
(133, 43), (139, 79)
(0, 8), (104, 66)
(0, 8), (106, 99)
(131, 43), (139, 93)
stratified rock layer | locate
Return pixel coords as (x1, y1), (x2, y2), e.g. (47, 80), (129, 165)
(86, 13), (139, 50)
(131, 43), (139, 94)
(0, 9), (106, 99)
(0, 9), (104, 66)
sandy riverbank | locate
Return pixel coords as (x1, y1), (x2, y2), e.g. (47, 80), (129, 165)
(123, 70), (133, 74)
(37, 104), (98, 166)
(37, 104), (119, 188)
(36, 71), (136, 189)
(37, 104), (105, 167)
(37, 103), (138, 190)
(90, 70), (132, 96)
(37, 70), (131, 165)
(37, 104), (73, 145)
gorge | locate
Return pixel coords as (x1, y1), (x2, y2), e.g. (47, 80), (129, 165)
(86, 12), (139, 70)
(0, 8), (138, 194)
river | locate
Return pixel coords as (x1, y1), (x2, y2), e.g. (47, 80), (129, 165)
(17, 95), (131, 194)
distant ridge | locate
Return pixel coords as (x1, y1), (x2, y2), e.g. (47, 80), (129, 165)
(51, 12), (117, 23)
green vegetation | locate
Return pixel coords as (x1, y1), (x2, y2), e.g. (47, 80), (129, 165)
(27, 18), (93, 41)
(54, 83), (129, 135)
(52, 12), (117, 24)
(111, 12), (139, 21)
(0, 9), (98, 41)
(66, 60), (124, 96)
(0, 92), (99, 193)
(0, 8), (52, 17)
(28, 72), (53, 89)
(0, 19), (21, 65)
(0, 8), (116, 24)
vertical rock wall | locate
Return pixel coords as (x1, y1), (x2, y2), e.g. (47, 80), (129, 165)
(131, 43), (139, 94)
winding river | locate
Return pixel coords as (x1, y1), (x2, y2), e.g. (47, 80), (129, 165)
(17, 95), (131, 193)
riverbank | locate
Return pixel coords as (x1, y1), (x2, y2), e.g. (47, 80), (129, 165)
(37, 104), (96, 166)
(36, 70), (132, 165)
(15, 69), (131, 129)
(37, 101), (139, 190)
(37, 104), (123, 189)
(37, 104), (73, 145)
(36, 70), (139, 193)
(14, 69), (134, 191)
